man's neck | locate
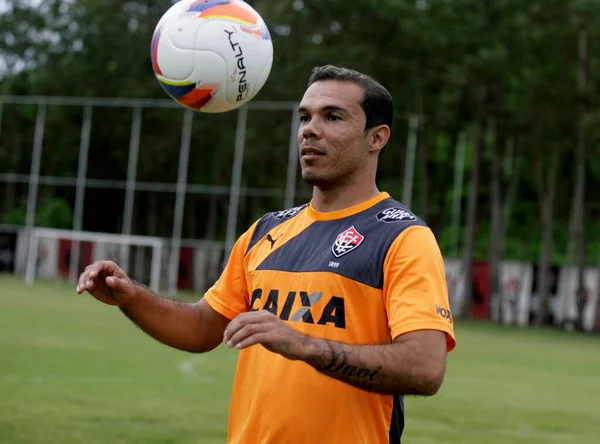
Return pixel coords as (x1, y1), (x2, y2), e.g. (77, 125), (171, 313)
(311, 183), (380, 213)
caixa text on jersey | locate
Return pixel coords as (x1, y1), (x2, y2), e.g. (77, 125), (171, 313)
(250, 289), (346, 329)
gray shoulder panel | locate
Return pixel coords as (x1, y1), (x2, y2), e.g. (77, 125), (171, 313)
(256, 198), (427, 288)
(245, 203), (309, 255)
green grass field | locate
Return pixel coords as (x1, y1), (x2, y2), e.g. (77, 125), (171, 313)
(1, 274), (599, 444)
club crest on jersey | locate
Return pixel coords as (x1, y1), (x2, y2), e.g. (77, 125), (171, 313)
(332, 226), (364, 258)
(376, 207), (417, 223)
(272, 204), (308, 220)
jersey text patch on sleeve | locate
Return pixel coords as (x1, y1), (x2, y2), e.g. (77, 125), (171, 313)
(376, 207), (417, 223)
(272, 204), (308, 220)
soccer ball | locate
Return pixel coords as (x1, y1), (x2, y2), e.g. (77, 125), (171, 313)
(151, 0), (273, 113)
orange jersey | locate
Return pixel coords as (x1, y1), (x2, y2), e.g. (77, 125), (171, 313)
(204, 192), (456, 444)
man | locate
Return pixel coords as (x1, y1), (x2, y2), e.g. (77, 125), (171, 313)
(77, 65), (456, 443)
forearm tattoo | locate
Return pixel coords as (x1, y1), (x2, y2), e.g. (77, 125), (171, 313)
(310, 340), (386, 391)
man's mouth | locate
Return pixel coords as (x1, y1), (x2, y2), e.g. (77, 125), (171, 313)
(301, 146), (325, 158)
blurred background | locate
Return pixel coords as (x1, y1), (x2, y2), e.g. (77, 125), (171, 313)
(1, 1), (600, 443)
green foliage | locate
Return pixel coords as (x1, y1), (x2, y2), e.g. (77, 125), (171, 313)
(1, 0), (600, 263)
(2, 207), (26, 226)
(1, 197), (74, 229)
(37, 198), (74, 229)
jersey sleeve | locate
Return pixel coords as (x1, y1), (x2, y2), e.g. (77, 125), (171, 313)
(383, 225), (456, 352)
(203, 221), (259, 320)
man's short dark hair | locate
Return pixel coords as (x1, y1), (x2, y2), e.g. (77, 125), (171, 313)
(307, 65), (394, 133)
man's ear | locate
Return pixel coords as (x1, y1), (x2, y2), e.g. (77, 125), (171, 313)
(367, 125), (391, 154)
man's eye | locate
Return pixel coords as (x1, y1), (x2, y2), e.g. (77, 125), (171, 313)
(299, 115), (309, 122)
(328, 115), (341, 121)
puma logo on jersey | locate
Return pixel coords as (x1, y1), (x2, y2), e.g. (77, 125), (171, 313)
(250, 288), (346, 329)
(265, 233), (282, 249)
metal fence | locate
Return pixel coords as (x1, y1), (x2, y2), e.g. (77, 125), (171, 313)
(0, 95), (423, 294)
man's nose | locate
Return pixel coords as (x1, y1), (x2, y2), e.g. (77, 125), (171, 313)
(300, 118), (320, 139)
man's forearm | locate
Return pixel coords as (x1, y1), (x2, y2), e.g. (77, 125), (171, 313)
(301, 337), (441, 396)
(119, 284), (208, 352)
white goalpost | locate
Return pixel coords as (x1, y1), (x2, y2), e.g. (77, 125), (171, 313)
(24, 228), (164, 293)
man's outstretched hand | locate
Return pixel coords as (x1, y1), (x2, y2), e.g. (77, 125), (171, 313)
(76, 260), (137, 307)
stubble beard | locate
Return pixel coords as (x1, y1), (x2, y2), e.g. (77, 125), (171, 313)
(302, 170), (331, 189)
(301, 166), (354, 191)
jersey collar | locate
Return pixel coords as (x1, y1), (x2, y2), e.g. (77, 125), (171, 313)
(306, 192), (390, 221)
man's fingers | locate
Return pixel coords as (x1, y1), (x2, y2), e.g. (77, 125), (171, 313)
(223, 314), (249, 341)
(105, 276), (130, 294)
(224, 311), (273, 343)
(77, 265), (93, 292)
(76, 274), (94, 293)
(88, 261), (112, 278)
(98, 260), (126, 278)
(234, 332), (271, 350)
(226, 323), (266, 348)
(76, 261), (126, 294)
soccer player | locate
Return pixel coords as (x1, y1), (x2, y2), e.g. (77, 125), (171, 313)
(77, 65), (456, 443)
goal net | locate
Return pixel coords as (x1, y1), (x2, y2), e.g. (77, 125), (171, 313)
(21, 228), (164, 293)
